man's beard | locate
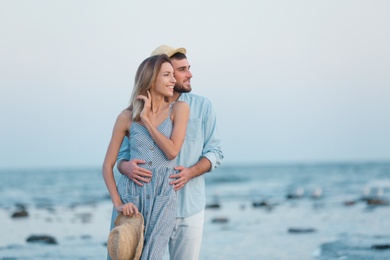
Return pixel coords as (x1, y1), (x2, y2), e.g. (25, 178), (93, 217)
(174, 81), (192, 93)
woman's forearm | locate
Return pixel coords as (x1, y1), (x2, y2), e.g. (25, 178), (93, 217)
(142, 119), (181, 160)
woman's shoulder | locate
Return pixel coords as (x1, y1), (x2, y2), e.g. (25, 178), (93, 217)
(117, 108), (132, 122)
(171, 101), (189, 120)
(172, 100), (189, 110)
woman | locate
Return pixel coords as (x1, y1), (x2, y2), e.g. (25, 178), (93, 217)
(102, 54), (189, 259)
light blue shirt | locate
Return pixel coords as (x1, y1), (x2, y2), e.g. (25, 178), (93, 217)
(117, 92), (223, 218)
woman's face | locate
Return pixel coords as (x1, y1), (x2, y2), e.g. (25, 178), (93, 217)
(153, 62), (176, 97)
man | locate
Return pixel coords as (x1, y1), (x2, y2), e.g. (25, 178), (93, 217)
(117, 45), (223, 259)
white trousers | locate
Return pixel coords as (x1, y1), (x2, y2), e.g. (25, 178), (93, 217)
(165, 209), (205, 260)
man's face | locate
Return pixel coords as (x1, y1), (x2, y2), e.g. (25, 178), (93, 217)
(171, 58), (193, 93)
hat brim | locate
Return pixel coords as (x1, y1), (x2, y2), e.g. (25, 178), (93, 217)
(167, 47), (186, 57)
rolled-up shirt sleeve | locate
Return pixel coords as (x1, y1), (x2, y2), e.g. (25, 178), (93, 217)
(116, 136), (131, 164)
(201, 100), (223, 172)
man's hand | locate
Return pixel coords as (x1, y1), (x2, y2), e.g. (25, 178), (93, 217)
(118, 159), (152, 186)
(169, 166), (193, 191)
(169, 158), (211, 190)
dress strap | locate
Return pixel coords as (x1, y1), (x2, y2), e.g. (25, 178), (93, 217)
(168, 101), (176, 118)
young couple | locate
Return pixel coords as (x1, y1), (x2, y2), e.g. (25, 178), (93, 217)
(102, 45), (223, 260)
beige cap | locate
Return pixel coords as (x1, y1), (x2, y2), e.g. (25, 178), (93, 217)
(150, 45), (186, 57)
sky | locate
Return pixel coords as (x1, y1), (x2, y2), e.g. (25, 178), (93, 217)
(1, 0), (389, 170)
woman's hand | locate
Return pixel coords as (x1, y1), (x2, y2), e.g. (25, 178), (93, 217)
(115, 202), (139, 216)
(137, 91), (151, 124)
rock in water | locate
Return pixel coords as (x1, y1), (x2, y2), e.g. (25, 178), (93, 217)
(211, 217), (229, 224)
(26, 235), (58, 245)
(366, 198), (389, 206)
(11, 209), (29, 218)
(288, 228), (316, 233)
(286, 188), (305, 199)
(344, 200), (356, 206)
(252, 201), (269, 207)
(205, 203), (221, 209)
(372, 244), (390, 250)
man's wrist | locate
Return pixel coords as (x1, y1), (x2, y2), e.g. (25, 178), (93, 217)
(189, 157), (212, 178)
(188, 164), (204, 179)
(187, 166), (197, 179)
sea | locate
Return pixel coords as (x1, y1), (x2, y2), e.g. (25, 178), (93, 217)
(0, 162), (390, 259)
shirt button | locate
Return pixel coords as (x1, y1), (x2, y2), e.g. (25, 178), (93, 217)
(145, 211), (148, 216)
(148, 161), (152, 166)
(149, 146), (154, 150)
(146, 195), (150, 199)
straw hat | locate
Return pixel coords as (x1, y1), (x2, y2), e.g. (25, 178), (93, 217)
(107, 213), (144, 260)
(150, 45), (186, 57)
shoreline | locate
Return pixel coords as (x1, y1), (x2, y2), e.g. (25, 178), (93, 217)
(1, 197), (390, 259)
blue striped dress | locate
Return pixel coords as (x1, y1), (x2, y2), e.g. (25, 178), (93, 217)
(110, 104), (177, 260)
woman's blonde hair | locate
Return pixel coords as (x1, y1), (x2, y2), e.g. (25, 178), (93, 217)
(129, 54), (172, 121)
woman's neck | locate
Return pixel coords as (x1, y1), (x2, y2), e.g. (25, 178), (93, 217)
(150, 93), (168, 114)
